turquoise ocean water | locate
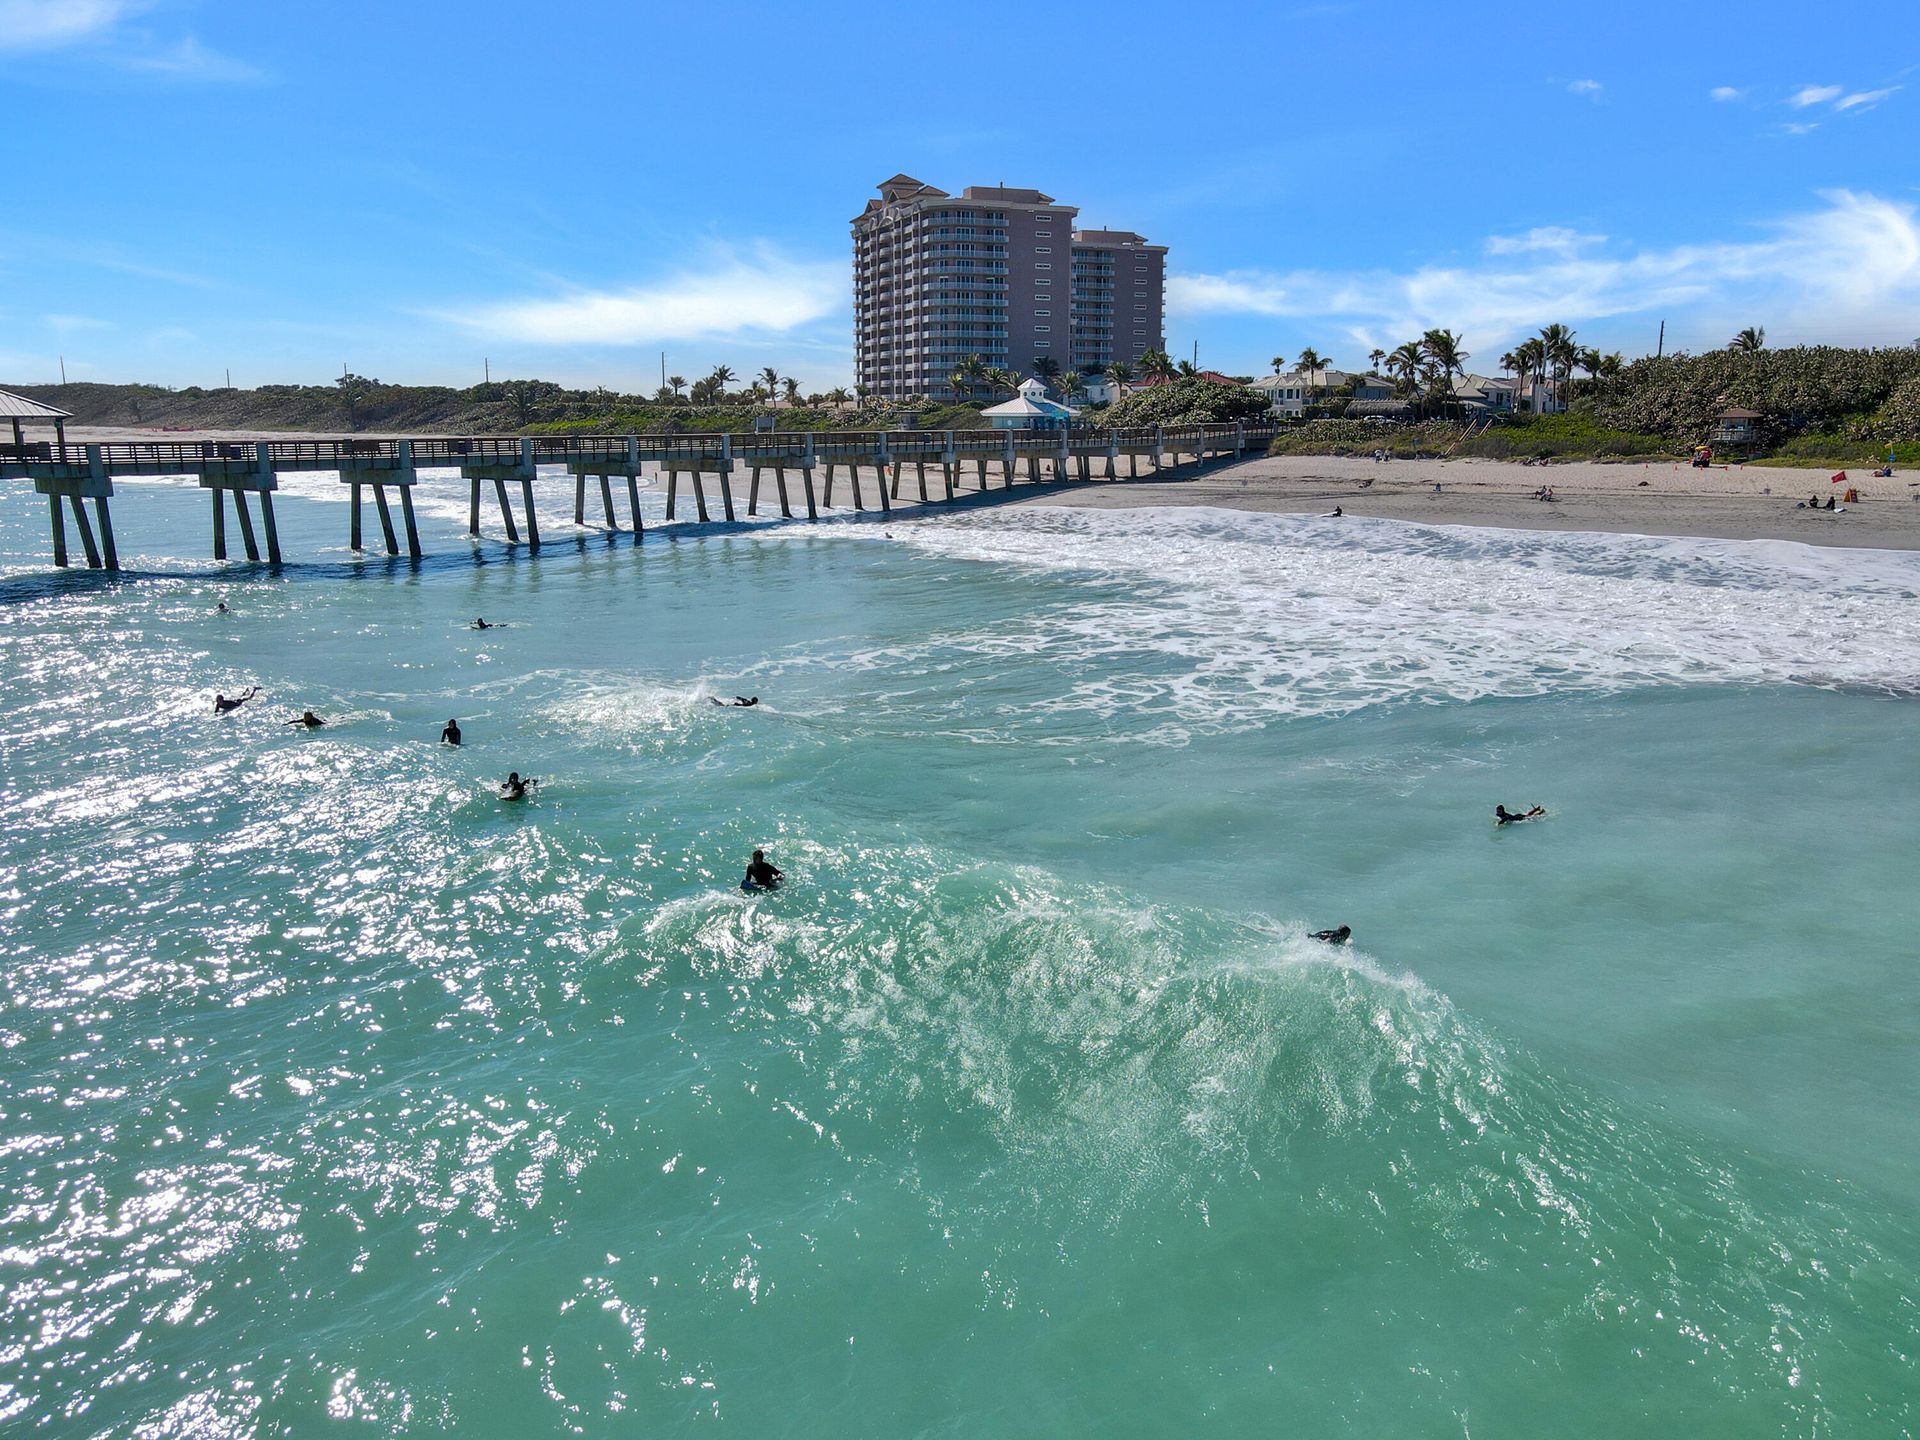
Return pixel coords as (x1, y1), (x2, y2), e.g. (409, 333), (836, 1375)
(2, 470), (1916, 1436)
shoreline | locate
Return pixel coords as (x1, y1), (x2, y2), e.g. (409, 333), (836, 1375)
(1004, 454), (1920, 551)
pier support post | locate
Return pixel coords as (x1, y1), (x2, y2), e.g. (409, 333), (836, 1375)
(372, 485), (400, 555)
(599, 475), (616, 529)
(890, 459), (904, 500)
(666, 469), (679, 520)
(848, 462), (865, 511)
(69, 496), (102, 568)
(717, 436), (736, 522)
(821, 460), (837, 508)
(748, 465), (762, 516)
(1004, 433), (1016, 488)
(49, 494), (68, 567)
(876, 454), (891, 513)
(801, 467), (819, 520)
(259, 493), (282, 564)
(94, 498), (119, 570)
(915, 460), (929, 502)
(626, 474), (643, 536)
(234, 491), (262, 562)
(468, 477), (481, 536)
(574, 474), (587, 525)
(519, 479), (539, 547)
(775, 466), (793, 518)
(492, 479), (520, 543)
(212, 488), (228, 560)
(691, 474), (710, 523)
(349, 483), (363, 549)
(942, 434), (957, 501)
(398, 486), (421, 559)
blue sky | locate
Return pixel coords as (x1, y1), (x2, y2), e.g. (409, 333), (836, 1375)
(3, 0), (1918, 391)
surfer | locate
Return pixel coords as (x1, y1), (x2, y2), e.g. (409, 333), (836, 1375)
(216, 601), (230, 614)
(1310, 925), (1352, 945)
(1495, 804), (1546, 825)
(213, 687), (259, 714)
(441, 718), (463, 746)
(284, 709), (325, 729)
(710, 696), (760, 708)
(741, 849), (783, 891)
(499, 771), (537, 801)
(471, 618), (501, 630)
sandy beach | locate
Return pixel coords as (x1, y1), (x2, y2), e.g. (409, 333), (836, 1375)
(1015, 454), (1920, 550)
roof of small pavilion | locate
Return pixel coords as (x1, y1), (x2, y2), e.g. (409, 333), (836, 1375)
(0, 389), (73, 421)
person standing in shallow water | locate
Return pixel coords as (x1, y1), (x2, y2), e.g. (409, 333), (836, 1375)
(441, 718), (462, 746)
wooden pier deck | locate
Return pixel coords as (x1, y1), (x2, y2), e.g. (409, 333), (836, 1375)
(1, 421), (1276, 571)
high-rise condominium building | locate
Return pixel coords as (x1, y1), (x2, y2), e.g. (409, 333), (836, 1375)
(852, 174), (1167, 400)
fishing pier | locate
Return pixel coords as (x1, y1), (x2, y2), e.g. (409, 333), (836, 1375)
(1, 415), (1277, 572)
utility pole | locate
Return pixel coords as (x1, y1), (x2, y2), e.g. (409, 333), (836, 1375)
(484, 357), (490, 384)
(661, 351), (667, 392)
(1656, 319), (1665, 359)
(59, 356), (66, 384)
(225, 368), (232, 390)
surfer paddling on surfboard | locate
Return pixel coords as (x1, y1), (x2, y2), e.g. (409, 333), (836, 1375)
(498, 772), (539, 801)
(1495, 804), (1545, 825)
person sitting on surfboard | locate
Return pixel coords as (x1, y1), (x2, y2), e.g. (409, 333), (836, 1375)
(1310, 925), (1351, 945)
(500, 771), (537, 801)
(742, 849), (782, 890)
(1495, 804), (1545, 825)
(441, 718), (462, 746)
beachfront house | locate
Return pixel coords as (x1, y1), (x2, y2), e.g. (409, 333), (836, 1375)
(981, 376), (1073, 430)
(1451, 374), (1518, 414)
(1253, 370), (1394, 417)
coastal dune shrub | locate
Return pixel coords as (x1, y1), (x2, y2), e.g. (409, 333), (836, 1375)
(1101, 378), (1271, 427)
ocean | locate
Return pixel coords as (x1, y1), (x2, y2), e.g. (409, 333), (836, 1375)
(2, 469), (1916, 1436)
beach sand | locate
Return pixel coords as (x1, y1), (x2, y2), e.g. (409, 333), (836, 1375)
(1011, 454), (1920, 550)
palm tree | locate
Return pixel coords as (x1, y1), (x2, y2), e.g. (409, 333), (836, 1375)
(1728, 326), (1766, 353)
(948, 368), (971, 400)
(1055, 367), (1083, 404)
(1296, 346), (1327, 380)
(1369, 347), (1387, 375)
(668, 374), (686, 397)
(1271, 355), (1288, 374)
(1176, 359), (1200, 378)
(708, 364), (736, 402)
(987, 366), (1020, 398)
(1031, 355), (1062, 382)
(782, 376), (802, 406)
(1387, 342), (1425, 394)
(959, 352), (990, 399)
(1535, 324), (1577, 405)
(758, 366), (781, 402)
(826, 386), (851, 408)
(1597, 351), (1624, 383)
(1137, 349), (1177, 384)
(1104, 360), (1135, 396)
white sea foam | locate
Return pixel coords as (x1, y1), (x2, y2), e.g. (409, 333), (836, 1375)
(803, 506), (1920, 737)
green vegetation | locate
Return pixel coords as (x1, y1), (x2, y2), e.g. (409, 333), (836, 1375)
(1102, 377), (1270, 427)
(1583, 347), (1920, 442)
(1268, 413), (1675, 462)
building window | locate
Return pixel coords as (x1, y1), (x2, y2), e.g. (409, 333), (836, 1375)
(1037, 214), (1055, 221)
(1035, 278), (1051, 286)
(1034, 340), (1051, 348)
(1035, 247), (1051, 254)
(1135, 291), (1148, 297)
(1034, 325), (1050, 332)
(1035, 263), (1051, 269)
(1034, 309), (1050, 316)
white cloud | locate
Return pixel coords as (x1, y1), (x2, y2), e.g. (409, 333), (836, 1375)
(120, 35), (264, 82)
(1485, 226), (1606, 256)
(438, 247), (843, 346)
(1836, 86), (1898, 111)
(1781, 122), (1819, 136)
(1167, 191), (1920, 349)
(1709, 86), (1743, 102)
(0, 0), (143, 52)
(1566, 78), (1603, 97)
(1789, 84), (1843, 107)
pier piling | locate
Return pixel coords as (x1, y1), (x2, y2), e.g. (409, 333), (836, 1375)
(49, 495), (67, 567)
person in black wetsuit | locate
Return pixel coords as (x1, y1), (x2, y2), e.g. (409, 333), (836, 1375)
(500, 771), (537, 801)
(743, 849), (782, 889)
(1310, 925), (1351, 944)
(1495, 804), (1545, 824)
(214, 687), (258, 714)
(710, 696), (760, 708)
(285, 709), (325, 729)
(441, 718), (463, 746)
